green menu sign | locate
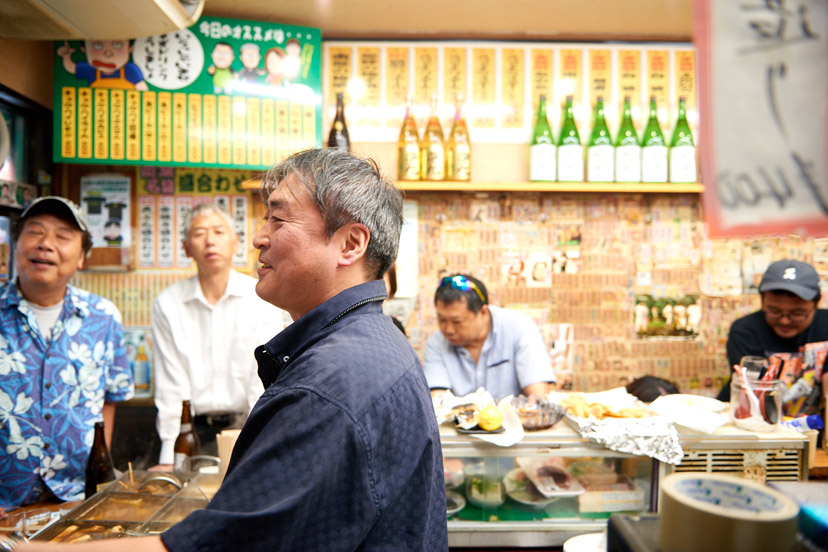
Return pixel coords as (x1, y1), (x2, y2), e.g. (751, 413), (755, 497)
(53, 16), (322, 169)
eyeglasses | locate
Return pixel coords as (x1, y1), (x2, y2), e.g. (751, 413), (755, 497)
(439, 275), (486, 304)
(763, 307), (815, 322)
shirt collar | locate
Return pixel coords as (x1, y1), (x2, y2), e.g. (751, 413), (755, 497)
(183, 270), (248, 304)
(1, 280), (85, 318)
(256, 279), (388, 388)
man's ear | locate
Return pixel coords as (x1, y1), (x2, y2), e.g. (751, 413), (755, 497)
(182, 239), (193, 259)
(336, 222), (370, 268)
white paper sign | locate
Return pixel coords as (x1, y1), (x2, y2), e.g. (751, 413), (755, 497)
(697, 0), (828, 237)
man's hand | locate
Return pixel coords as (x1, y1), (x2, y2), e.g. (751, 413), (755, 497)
(57, 40), (75, 59)
(148, 464), (174, 472)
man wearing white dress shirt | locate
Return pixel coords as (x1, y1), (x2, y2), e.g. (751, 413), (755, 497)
(150, 203), (286, 470)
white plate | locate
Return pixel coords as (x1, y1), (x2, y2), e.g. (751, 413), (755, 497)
(503, 468), (559, 508)
(652, 394), (727, 412)
(446, 490), (466, 517)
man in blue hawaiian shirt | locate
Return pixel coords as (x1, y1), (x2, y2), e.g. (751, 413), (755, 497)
(0, 197), (133, 510)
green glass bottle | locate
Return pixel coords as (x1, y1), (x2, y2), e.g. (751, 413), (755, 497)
(586, 96), (613, 182)
(529, 94), (556, 181)
(614, 96), (641, 182)
(641, 95), (667, 182)
(556, 95), (583, 182)
(668, 96), (696, 183)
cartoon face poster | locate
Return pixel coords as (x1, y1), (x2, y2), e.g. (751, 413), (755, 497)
(53, 16), (322, 169)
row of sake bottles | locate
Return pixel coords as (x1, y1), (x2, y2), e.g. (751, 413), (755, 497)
(531, 95), (697, 183)
(398, 95), (471, 182)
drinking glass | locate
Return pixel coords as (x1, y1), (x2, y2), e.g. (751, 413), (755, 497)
(0, 511), (25, 539)
(23, 508), (52, 538)
(739, 356), (768, 379)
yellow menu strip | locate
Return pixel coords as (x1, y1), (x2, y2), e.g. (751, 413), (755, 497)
(157, 92), (172, 162)
(247, 97), (262, 167)
(125, 90), (140, 161)
(203, 94), (217, 164)
(289, 102), (302, 157)
(530, 49), (554, 112)
(172, 92), (187, 163)
(385, 47), (409, 126)
(217, 95), (232, 165)
(357, 47), (381, 107)
(588, 49), (611, 108)
(60, 87), (76, 159)
(443, 47), (467, 107)
(188, 94), (202, 164)
(110, 90), (125, 160)
(78, 88), (92, 159)
(501, 48), (524, 128)
(646, 50), (669, 124)
(414, 47), (438, 105)
(472, 48), (495, 128)
(303, 102), (316, 150)
(141, 91), (156, 161)
(275, 99), (289, 162)
(261, 98), (276, 167)
(232, 96), (247, 166)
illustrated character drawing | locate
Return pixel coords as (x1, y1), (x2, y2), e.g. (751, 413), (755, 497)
(58, 40), (148, 90)
(238, 43), (266, 84)
(281, 38), (301, 82)
(264, 47), (286, 87)
(207, 42), (236, 94)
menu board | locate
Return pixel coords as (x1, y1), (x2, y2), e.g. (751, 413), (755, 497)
(136, 166), (255, 269)
(53, 16), (322, 168)
(324, 42), (695, 145)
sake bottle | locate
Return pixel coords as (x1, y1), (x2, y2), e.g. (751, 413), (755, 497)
(173, 400), (200, 471)
(446, 95), (471, 181)
(397, 98), (421, 181)
(529, 94), (556, 181)
(614, 96), (641, 182)
(586, 96), (614, 182)
(668, 96), (697, 183)
(85, 421), (115, 498)
(556, 96), (583, 182)
(327, 92), (350, 151)
(420, 94), (446, 181)
(641, 96), (667, 182)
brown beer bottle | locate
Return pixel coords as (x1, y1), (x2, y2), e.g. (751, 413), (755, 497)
(85, 421), (115, 498)
(327, 92), (350, 151)
(173, 400), (200, 471)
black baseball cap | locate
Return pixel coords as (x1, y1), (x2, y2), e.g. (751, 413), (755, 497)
(759, 259), (820, 301)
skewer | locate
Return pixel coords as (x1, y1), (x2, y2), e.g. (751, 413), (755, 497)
(128, 462), (134, 486)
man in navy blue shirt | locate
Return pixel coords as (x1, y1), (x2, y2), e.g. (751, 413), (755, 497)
(17, 150), (447, 551)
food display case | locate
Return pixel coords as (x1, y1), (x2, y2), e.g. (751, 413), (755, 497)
(440, 421), (809, 548)
(31, 471), (212, 543)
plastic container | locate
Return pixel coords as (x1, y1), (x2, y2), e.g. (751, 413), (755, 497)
(730, 374), (783, 432)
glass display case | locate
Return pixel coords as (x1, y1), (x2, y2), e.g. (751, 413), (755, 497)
(441, 424), (655, 548)
(441, 421), (808, 548)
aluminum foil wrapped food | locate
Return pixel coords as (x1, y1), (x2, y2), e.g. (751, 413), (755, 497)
(570, 415), (683, 465)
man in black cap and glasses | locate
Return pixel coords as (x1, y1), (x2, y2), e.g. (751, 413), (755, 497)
(718, 259), (828, 420)
(423, 273), (557, 400)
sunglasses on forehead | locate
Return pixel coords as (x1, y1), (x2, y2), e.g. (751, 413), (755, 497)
(439, 275), (487, 304)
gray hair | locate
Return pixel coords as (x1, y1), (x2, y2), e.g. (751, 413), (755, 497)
(261, 148), (403, 279)
(182, 203), (235, 242)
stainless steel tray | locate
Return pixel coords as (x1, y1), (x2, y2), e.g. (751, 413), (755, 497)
(33, 520), (140, 543)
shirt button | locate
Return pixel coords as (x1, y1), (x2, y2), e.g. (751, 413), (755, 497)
(45, 383), (51, 389)
(45, 413), (51, 420)
(44, 443), (50, 449)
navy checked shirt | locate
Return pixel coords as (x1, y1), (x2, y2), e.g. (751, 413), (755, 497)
(162, 280), (448, 551)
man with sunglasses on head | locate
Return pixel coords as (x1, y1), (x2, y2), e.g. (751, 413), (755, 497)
(423, 273), (556, 399)
(718, 260), (828, 421)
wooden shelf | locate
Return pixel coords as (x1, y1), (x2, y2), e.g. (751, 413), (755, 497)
(398, 181), (705, 193)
